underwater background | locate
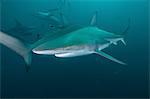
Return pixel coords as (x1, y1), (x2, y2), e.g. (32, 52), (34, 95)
(1, 0), (149, 98)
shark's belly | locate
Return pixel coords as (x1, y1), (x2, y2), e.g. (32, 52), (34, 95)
(32, 45), (95, 57)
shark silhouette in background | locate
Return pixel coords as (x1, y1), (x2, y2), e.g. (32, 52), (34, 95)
(3, 19), (39, 43)
(32, 0), (71, 40)
(33, 0), (70, 29)
(0, 11), (130, 72)
(36, 10), (68, 28)
(6, 19), (35, 36)
(33, 8), (69, 39)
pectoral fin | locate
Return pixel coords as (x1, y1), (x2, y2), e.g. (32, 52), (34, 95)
(95, 50), (126, 65)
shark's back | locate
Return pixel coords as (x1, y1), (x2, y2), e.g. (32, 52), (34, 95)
(33, 26), (118, 51)
(31, 25), (84, 49)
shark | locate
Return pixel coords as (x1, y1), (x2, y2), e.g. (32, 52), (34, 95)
(0, 12), (129, 72)
(34, 0), (70, 29)
(34, 8), (68, 29)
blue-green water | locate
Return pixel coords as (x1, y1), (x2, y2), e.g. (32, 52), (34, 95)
(1, 0), (149, 98)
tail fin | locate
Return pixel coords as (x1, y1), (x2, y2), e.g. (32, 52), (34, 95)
(0, 31), (32, 72)
(120, 38), (126, 45)
(119, 18), (131, 46)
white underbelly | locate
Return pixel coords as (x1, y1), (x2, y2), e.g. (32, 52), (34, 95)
(32, 45), (95, 57)
(55, 50), (93, 57)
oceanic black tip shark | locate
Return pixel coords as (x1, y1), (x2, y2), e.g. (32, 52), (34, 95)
(0, 11), (129, 72)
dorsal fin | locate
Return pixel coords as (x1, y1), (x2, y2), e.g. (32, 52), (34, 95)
(90, 10), (98, 26)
